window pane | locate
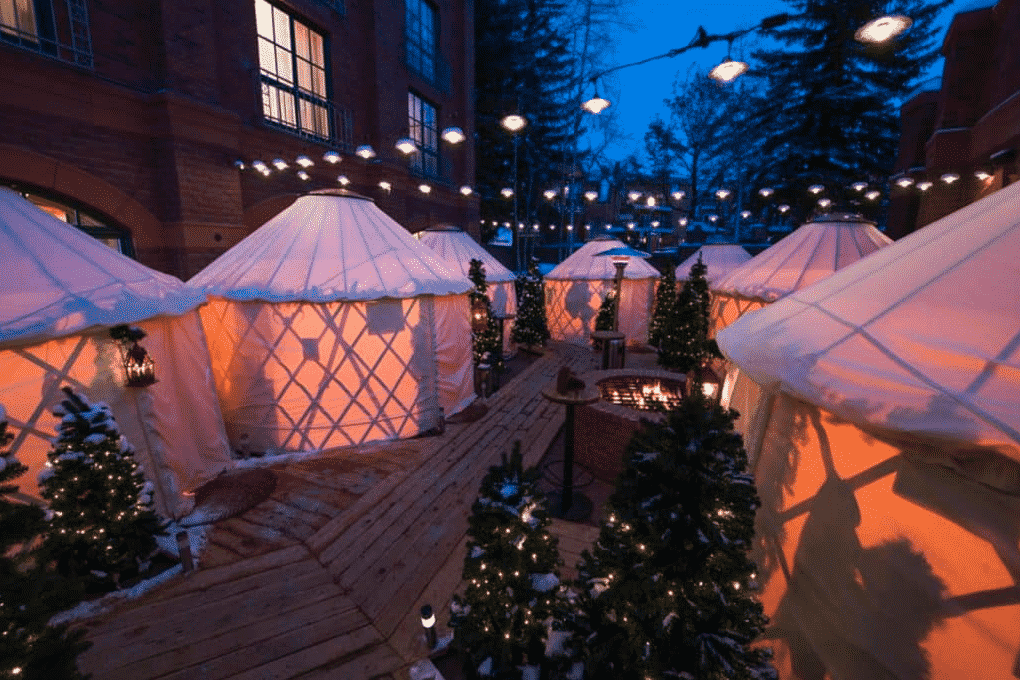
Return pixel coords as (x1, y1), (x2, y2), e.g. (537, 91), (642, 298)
(275, 45), (293, 83)
(272, 5), (290, 49)
(296, 57), (311, 91)
(312, 66), (326, 97)
(310, 31), (324, 67)
(255, 0), (272, 39)
(294, 21), (309, 60)
(258, 36), (276, 74)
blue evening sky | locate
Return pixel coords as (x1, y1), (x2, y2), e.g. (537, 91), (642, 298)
(594, 0), (974, 161)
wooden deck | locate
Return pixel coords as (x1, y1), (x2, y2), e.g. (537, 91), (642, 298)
(76, 343), (608, 680)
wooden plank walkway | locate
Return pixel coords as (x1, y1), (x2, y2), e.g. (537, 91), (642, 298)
(76, 343), (606, 680)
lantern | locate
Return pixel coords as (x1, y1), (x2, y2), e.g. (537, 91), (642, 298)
(471, 296), (490, 333)
(110, 324), (157, 387)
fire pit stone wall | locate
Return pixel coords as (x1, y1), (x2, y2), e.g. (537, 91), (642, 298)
(574, 369), (687, 483)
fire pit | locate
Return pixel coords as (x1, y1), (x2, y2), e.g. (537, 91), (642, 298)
(575, 369), (687, 482)
(598, 375), (685, 411)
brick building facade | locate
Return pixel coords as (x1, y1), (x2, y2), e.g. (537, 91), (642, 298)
(0, 0), (479, 278)
(888, 0), (1020, 238)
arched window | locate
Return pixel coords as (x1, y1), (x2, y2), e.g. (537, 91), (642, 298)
(7, 186), (134, 256)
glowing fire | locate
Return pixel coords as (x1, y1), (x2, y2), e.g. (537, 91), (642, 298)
(599, 376), (684, 411)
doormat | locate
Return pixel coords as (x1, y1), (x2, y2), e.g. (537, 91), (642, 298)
(179, 468), (278, 527)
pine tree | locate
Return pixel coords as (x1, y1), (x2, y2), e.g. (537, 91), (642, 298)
(475, 0), (578, 241)
(38, 387), (165, 591)
(658, 255), (717, 373)
(647, 266), (677, 349)
(0, 408), (91, 680)
(450, 442), (563, 678)
(573, 392), (775, 679)
(745, 0), (952, 220)
(511, 258), (551, 351)
(594, 291), (616, 333)
(470, 258), (505, 376)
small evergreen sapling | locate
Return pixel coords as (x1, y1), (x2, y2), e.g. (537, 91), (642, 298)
(450, 442), (563, 678)
(511, 258), (550, 351)
(38, 387), (164, 591)
(647, 265), (677, 349)
(0, 407), (91, 680)
(469, 258), (504, 375)
(573, 392), (775, 679)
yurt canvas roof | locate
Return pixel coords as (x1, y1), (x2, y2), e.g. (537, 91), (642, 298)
(190, 190), (472, 301)
(1, 189), (206, 347)
(417, 226), (515, 282)
(713, 214), (892, 302)
(717, 182), (1020, 460)
(676, 244), (752, 286)
(545, 238), (659, 280)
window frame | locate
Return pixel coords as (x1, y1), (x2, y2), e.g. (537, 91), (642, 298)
(408, 91), (439, 179)
(256, 0), (334, 142)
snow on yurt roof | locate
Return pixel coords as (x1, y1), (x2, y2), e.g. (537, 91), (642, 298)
(545, 238), (659, 281)
(713, 214), (892, 302)
(676, 244), (752, 286)
(0, 188), (206, 348)
(190, 190), (472, 302)
(717, 182), (1020, 459)
(417, 226), (515, 283)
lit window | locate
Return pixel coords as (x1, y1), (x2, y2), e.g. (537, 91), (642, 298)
(405, 0), (437, 81)
(0, 0), (36, 39)
(256, 0), (332, 141)
(12, 188), (134, 255)
(0, 0), (91, 67)
(408, 91), (439, 178)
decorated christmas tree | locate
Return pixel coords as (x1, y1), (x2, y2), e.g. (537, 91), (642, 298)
(658, 255), (719, 373)
(469, 258), (504, 376)
(38, 387), (165, 591)
(0, 407), (91, 680)
(450, 442), (563, 678)
(572, 391), (774, 679)
(647, 265), (677, 349)
(511, 258), (550, 351)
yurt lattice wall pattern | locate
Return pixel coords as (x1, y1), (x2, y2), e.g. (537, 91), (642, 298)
(544, 279), (614, 344)
(202, 296), (442, 454)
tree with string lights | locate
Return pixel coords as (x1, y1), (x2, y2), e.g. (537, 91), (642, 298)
(511, 258), (551, 352)
(0, 408), (91, 680)
(470, 258), (505, 377)
(658, 255), (718, 373)
(450, 442), (563, 678)
(647, 265), (677, 350)
(37, 387), (165, 592)
(572, 390), (775, 679)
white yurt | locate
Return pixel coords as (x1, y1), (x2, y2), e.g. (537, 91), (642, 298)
(675, 243), (752, 287)
(716, 182), (1020, 680)
(417, 225), (518, 357)
(711, 214), (892, 336)
(190, 189), (475, 455)
(0, 189), (232, 519)
(544, 237), (659, 345)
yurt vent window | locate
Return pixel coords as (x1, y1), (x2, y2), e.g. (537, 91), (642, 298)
(110, 325), (156, 387)
(367, 300), (405, 335)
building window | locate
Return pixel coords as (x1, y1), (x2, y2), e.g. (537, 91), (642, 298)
(0, 0), (93, 67)
(9, 187), (134, 256)
(256, 0), (333, 141)
(408, 91), (438, 178)
(405, 0), (437, 82)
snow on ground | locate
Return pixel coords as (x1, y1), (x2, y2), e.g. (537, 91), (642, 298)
(50, 522), (209, 626)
